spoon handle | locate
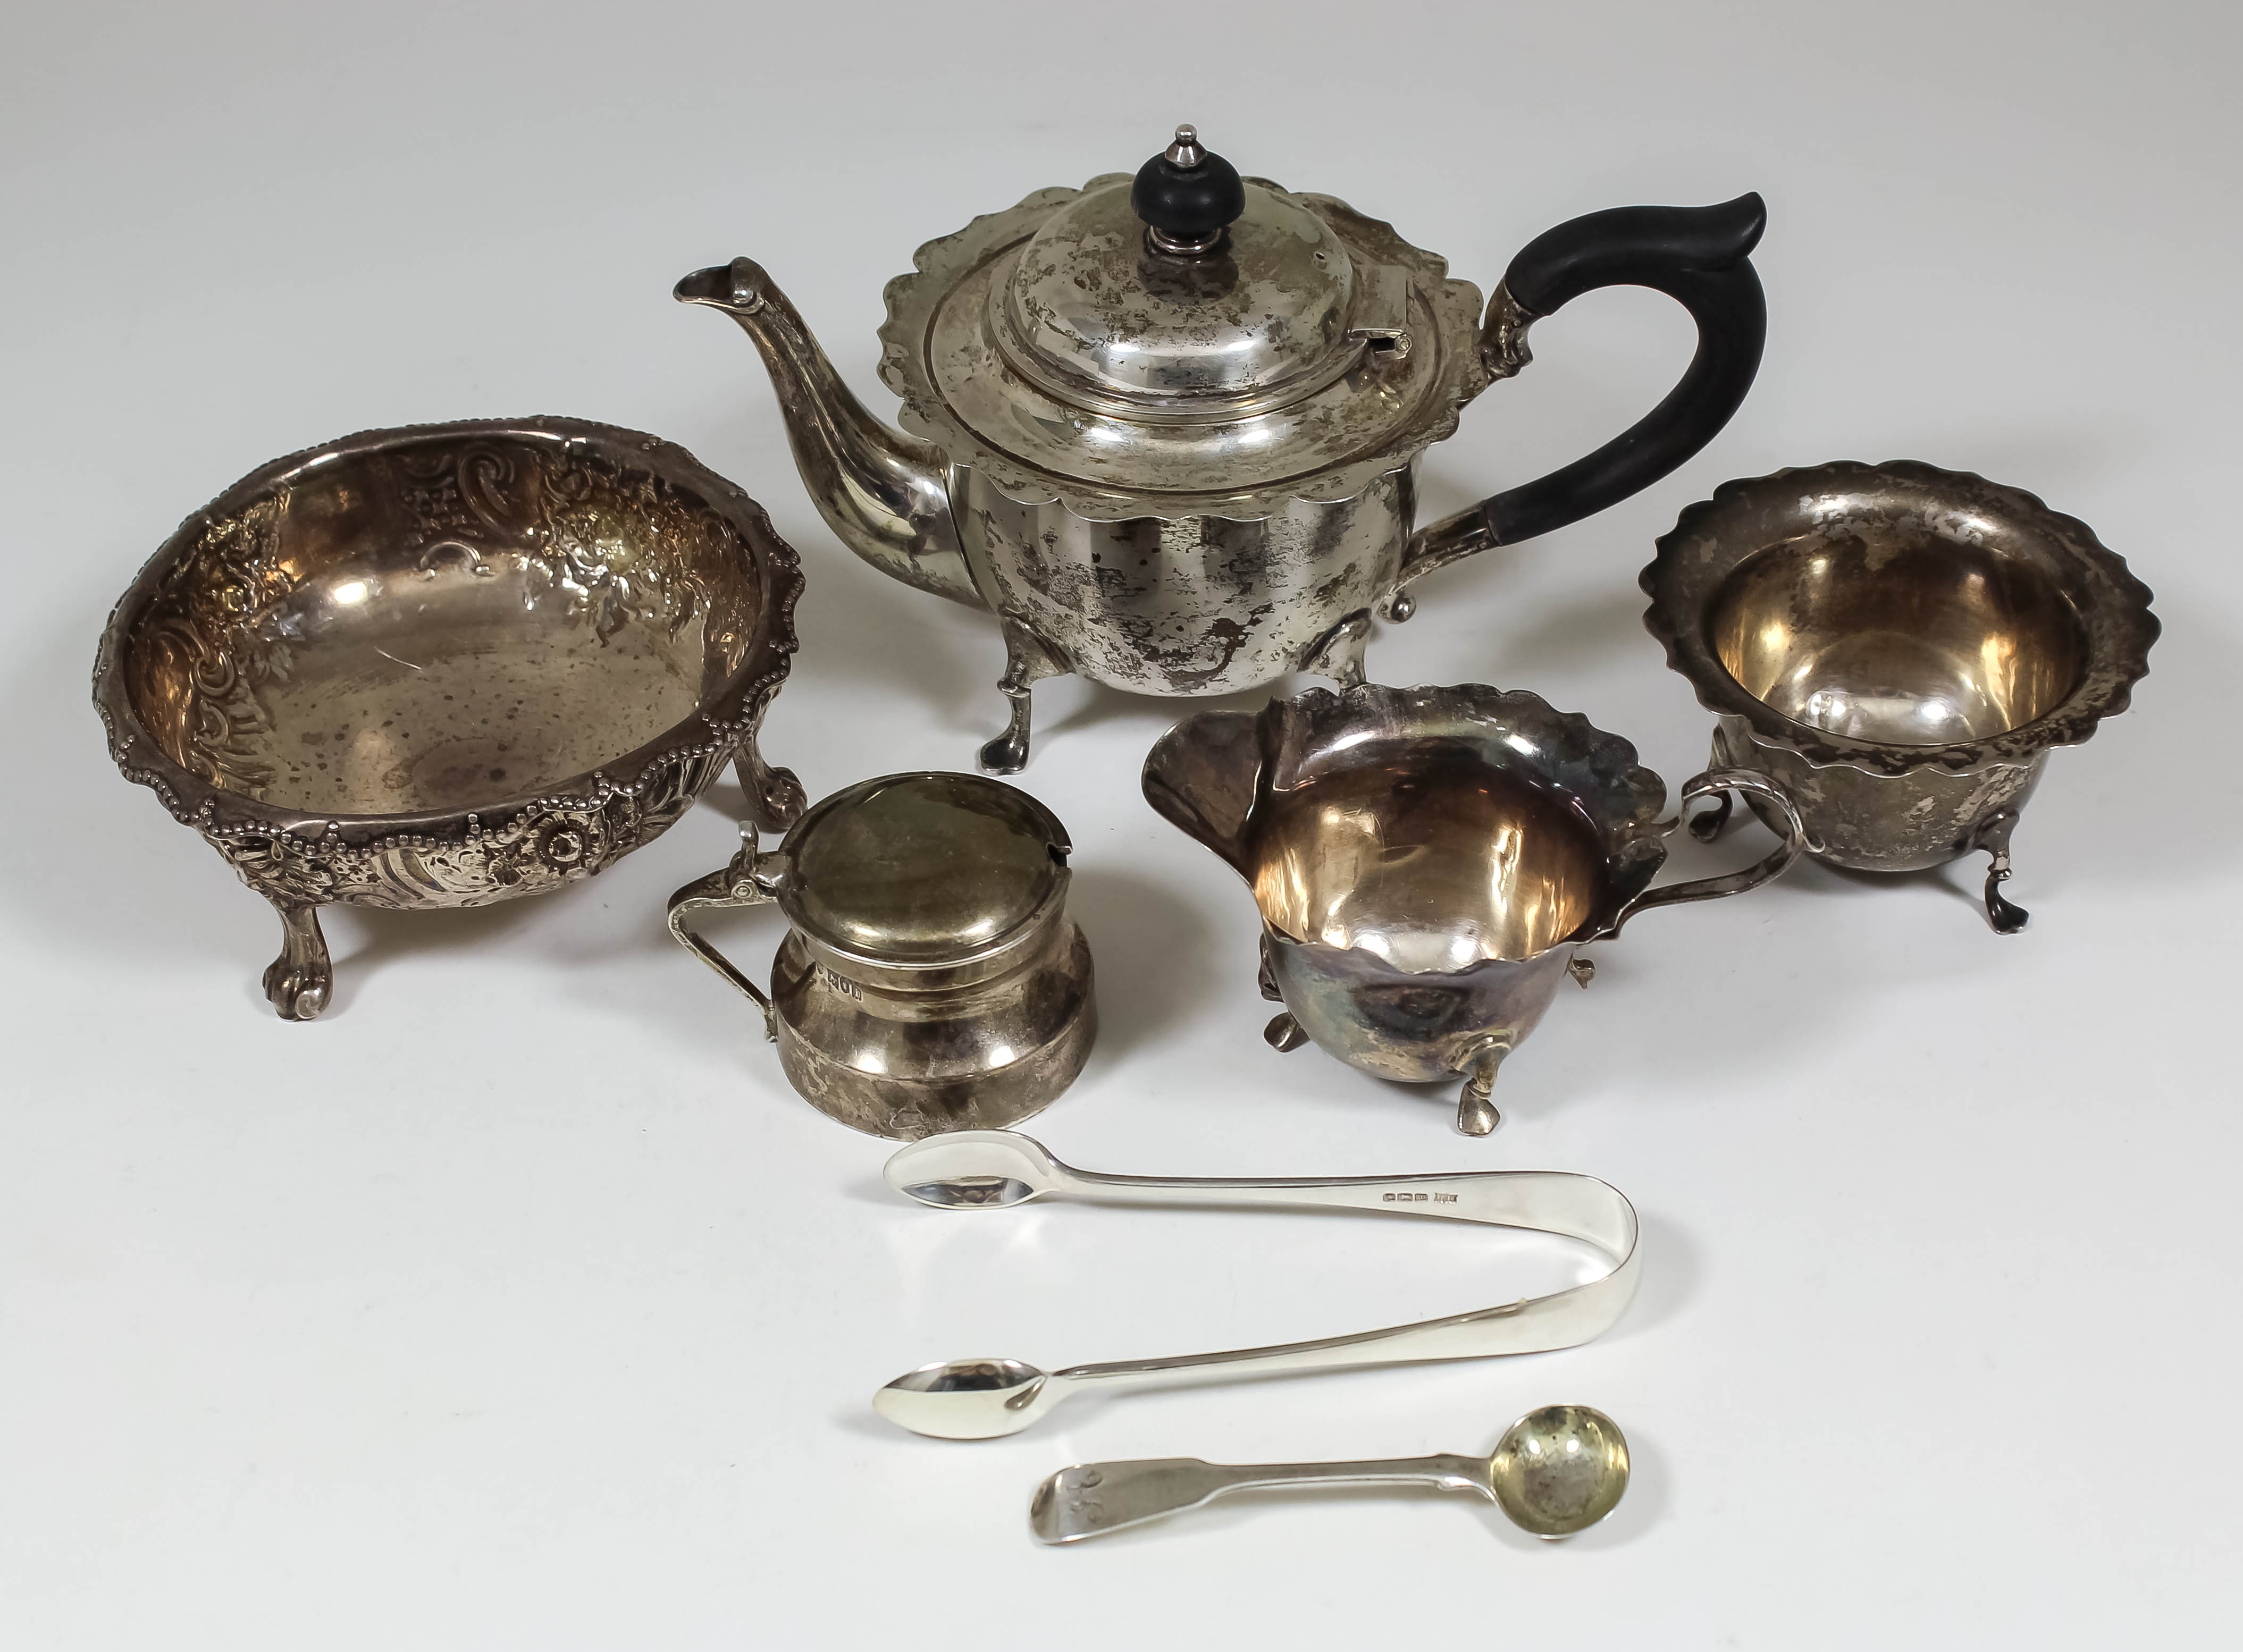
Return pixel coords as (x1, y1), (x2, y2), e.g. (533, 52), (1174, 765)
(1030, 1452), (1486, 1544)
(1038, 1167), (1637, 1395)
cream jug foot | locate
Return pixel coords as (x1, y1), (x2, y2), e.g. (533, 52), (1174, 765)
(1974, 807), (2029, 934)
(1455, 1039), (1510, 1136)
(262, 898), (331, 1021)
(1265, 1012), (1311, 1052)
(978, 617), (1071, 776)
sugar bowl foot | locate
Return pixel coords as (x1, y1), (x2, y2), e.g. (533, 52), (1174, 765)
(261, 899), (332, 1022)
(1974, 808), (2029, 934)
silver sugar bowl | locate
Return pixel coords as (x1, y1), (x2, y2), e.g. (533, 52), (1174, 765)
(667, 772), (1096, 1140)
(1641, 461), (2157, 931)
(1145, 685), (1803, 1134)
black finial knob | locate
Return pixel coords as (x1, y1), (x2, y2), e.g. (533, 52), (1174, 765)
(1131, 124), (1246, 256)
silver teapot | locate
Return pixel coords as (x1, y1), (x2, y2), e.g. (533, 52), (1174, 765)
(680, 127), (1769, 771)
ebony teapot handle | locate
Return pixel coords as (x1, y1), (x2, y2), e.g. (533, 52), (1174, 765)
(1396, 194), (1767, 596)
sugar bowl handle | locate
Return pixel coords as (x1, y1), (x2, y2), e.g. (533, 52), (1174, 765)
(666, 823), (788, 1038)
(1398, 195), (1767, 593)
(1605, 769), (1804, 936)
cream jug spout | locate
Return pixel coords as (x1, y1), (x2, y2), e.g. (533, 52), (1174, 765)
(1141, 710), (1264, 878)
(676, 258), (981, 608)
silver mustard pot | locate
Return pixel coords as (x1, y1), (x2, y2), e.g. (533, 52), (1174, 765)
(667, 772), (1096, 1140)
(679, 127), (1770, 772)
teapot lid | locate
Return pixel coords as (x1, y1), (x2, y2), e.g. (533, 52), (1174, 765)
(778, 772), (1071, 966)
(995, 127), (1366, 413)
(877, 128), (1492, 516)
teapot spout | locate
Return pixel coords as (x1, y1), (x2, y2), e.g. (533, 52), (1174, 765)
(677, 258), (981, 609)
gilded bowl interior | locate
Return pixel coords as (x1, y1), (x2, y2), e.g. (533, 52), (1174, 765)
(1248, 749), (1607, 971)
(122, 432), (766, 816)
(1708, 528), (2089, 747)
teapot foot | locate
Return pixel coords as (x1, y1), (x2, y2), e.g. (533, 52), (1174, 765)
(978, 617), (1072, 776)
(1300, 609), (1373, 689)
(1974, 807), (2029, 934)
(978, 714), (1033, 777)
(261, 898), (332, 1021)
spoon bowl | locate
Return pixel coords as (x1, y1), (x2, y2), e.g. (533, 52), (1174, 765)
(884, 1131), (1067, 1209)
(1487, 1403), (1631, 1537)
(872, 1358), (1060, 1439)
(1027, 1402), (1631, 1543)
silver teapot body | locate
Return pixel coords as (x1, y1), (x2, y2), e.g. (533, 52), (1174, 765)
(955, 467), (1413, 765)
(683, 131), (1772, 772)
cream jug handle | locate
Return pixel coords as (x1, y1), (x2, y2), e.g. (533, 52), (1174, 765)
(666, 822), (786, 1038)
(1604, 769), (1805, 936)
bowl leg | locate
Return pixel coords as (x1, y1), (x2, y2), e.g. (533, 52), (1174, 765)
(1973, 807), (2030, 935)
(733, 746), (805, 836)
(1454, 1038), (1511, 1136)
(261, 898), (332, 1021)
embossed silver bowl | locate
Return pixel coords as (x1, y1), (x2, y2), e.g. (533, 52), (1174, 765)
(94, 417), (806, 1018)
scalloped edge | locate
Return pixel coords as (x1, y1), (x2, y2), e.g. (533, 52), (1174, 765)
(1640, 459), (2160, 778)
(875, 176), (1493, 524)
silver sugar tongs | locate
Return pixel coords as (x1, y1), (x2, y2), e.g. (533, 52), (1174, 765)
(871, 1131), (1640, 1439)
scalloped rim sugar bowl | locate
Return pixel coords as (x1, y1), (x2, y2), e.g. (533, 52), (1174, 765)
(1641, 460), (2158, 933)
(1144, 684), (1805, 1134)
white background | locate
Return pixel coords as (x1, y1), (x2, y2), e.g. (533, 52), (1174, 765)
(4, 1), (2239, 1646)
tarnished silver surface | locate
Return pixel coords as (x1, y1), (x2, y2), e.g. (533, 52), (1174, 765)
(1145, 685), (1804, 1132)
(666, 774), (1095, 1140)
(870, 1131), (1637, 1439)
(1031, 1403), (1629, 1545)
(1642, 460), (2158, 931)
(678, 182), (1479, 774)
(677, 129), (1759, 772)
(92, 417), (805, 1019)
